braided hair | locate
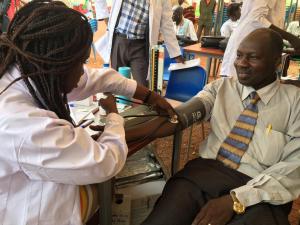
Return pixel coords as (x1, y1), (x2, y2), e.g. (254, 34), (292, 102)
(0, 0), (93, 123)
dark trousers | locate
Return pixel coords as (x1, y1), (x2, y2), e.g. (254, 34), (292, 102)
(111, 34), (148, 87)
(142, 158), (292, 225)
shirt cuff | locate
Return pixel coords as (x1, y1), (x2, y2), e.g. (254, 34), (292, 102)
(123, 79), (137, 99)
(105, 113), (124, 126)
(231, 185), (262, 208)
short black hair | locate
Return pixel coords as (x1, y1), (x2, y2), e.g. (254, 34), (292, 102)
(227, 3), (240, 18)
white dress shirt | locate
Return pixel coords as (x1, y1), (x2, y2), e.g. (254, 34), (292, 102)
(173, 18), (198, 41)
(0, 66), (137, 225)
(220, 19), (240, 38)
(196, 77), (300, 207)
(220, 0), (285, 76)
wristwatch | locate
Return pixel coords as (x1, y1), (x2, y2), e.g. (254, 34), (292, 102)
(231, 192), (245, 214)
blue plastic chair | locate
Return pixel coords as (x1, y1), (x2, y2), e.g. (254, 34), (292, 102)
(165, 66), (207, 174)
(162, 44), (185, 81)
(165, 66), (207, 102)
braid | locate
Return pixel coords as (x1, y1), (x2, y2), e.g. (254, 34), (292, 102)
(0, 0), (93, 123)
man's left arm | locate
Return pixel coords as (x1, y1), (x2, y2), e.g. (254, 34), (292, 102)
(232, 98), (300, 208)
(160, 0), (184, 63)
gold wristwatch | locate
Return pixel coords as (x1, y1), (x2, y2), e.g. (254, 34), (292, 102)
(231, 192), (245, 214)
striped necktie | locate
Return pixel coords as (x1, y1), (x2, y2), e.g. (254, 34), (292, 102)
(217, 92), (260, 169)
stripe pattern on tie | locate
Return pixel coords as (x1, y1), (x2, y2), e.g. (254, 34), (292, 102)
(217, 92), (260, 169)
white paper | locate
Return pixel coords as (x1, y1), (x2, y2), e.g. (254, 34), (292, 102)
(168, 58), (201, 71)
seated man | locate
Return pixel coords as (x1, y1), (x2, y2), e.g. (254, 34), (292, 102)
(172, 6), (198, 46)
(220, 3), (241, 38)
(126, 28), (300, 225)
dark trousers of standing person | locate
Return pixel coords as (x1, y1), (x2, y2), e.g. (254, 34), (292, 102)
(141, 157), (292, 225)
(111, 33), (149, 87)
(197, 23), (212, 42)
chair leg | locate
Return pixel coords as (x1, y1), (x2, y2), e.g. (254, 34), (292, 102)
(201, 122), (205, 140)
(184, 125), (194, 164)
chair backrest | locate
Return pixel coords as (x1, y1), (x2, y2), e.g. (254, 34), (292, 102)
(165, 66), (207, 102)
(162, 44), (185, 81)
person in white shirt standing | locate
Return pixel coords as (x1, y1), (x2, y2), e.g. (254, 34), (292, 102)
(0, 1), (175, 224)
(220, 0), (300, 77)
(220, 3), (241, 38)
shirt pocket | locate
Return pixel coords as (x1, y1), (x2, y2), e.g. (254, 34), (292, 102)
(252, 123), (289, 166)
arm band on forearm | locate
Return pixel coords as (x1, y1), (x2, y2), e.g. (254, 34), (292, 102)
(174, 97), (206, 129)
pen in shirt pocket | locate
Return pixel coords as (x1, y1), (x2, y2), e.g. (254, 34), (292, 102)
(265, 124), (272, 135)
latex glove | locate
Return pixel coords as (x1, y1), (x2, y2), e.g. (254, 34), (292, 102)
(192, 195), (234, 225)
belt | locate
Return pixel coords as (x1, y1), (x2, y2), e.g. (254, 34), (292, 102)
(115, 31), (127, 38)
(114, 31), (146, 41)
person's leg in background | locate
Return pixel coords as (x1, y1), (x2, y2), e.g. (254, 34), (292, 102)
(204, 24), (212, 36)
(128, 39), (148, 87)
(110, 35), (130, 72)
(197, 23), (205, 42)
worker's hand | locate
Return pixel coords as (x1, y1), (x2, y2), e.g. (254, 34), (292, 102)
(192, 195), (234, 225)
(174, 55), (185, 64)
(146, 91), (176, 118)
(98, 93), (118, 114)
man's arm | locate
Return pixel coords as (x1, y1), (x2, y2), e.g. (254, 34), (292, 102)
(270, 24), (300, 52)
(126, 78), (220, 142)
(160, 0), (182, 60)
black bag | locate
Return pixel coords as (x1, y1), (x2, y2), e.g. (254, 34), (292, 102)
(218, 37), (229, 50)
(200, 36), (225, 48)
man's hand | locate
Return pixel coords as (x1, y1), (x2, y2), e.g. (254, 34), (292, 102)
(146, 91), (176, 118)
(173, 55), (185, 64)
(192, 195), (234, 225)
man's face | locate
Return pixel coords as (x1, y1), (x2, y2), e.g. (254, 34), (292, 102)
(234, 37), (278, 90)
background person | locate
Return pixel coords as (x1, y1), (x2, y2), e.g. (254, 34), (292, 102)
(220, 3), (241, 38)
(220, 0), (300, 77)
(172, 6), (198, 45)
(197, 0), (216, 41)
(95, 0), (184, 87)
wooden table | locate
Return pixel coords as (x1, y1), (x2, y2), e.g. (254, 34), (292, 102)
(184, 44), (224, 80)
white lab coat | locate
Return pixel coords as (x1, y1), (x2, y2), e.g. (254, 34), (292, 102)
(95, 0), (181, 63)
(0, 66), (137, 225)
(220, 0), (285, 76)
(94, 0), (109, 20)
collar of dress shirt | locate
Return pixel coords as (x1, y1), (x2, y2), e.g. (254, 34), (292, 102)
(241, 79), (280, 105)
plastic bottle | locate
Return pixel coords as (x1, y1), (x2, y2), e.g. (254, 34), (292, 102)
(117, 67), (131, 105)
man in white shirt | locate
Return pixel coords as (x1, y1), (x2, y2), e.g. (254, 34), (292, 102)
(172, 6), (198, 44)
(220, 3), (241, 38)
(95, 0), (184, 86)
(126, 28), (300, 225)
(220, 0), (300, 77)
(0, 1), (175, 224)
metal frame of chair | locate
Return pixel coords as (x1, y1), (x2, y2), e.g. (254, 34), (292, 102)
(165, 66), (207, 175)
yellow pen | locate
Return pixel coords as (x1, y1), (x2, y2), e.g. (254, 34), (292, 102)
(266, 124), (272, 135)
